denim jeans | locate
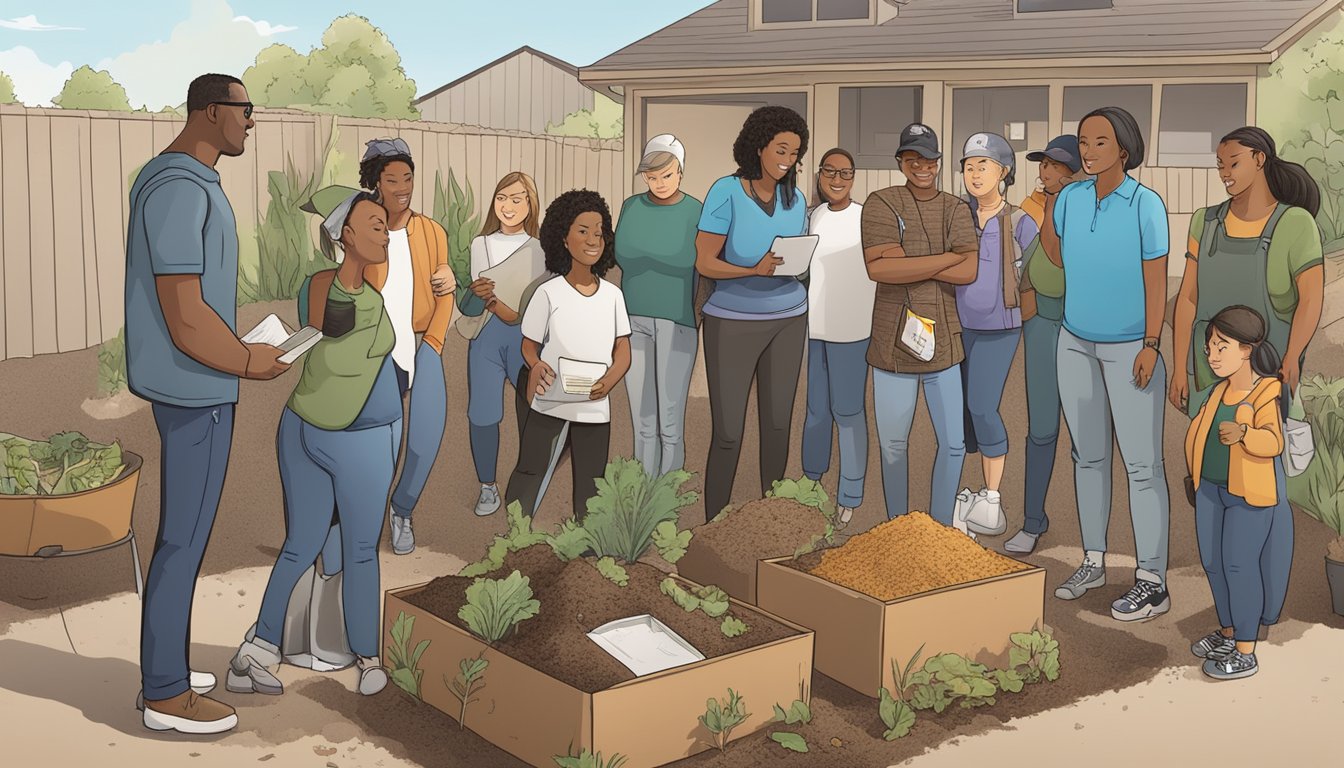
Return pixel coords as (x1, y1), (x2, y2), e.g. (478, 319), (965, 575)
(625, 315), (698, 477)
(1022, 312), (1063, 535)
(961, 328), (1021, 458)
(467, 317), (526, 484)
(141, 402), (234, 701)
(391, 340), (446, 518)
(802, 338), (870, 509)
(255, 408), (400, 658)
(872, 366), (966, 525)
(1195, 479), (1277, 643)
(1056, 328), (1170, 582)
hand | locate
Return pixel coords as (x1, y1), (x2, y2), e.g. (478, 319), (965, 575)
(589, 375), (616, 400)
(753, 251), (784, 277)
(530, 361), (556, 398)
(1168, 374), (1189, 412)
(244, 343), (290, 380)
(431, 265), (455, 297)
(1218, 421), (1247, 446)
(470, 278), (496, 299)
(1132, 346), (1160, 390)
(1280, 357), (1300, 397)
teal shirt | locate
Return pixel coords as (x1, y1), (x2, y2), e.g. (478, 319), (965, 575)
(615, 193), (703, 328)
(1200, 400), (1238, 487)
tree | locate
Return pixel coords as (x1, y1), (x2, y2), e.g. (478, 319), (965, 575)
(0, 71), (16, 104)
(244, 14), (418, 119)
(547, 93), (625, 139)
(53, 66), (133, 111)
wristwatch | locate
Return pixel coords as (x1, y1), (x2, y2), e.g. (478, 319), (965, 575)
(1142, 337), (1160, 350)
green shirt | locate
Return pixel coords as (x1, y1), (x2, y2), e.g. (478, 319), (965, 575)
(1024, 237), (1065, 299)
(614, 193), (703, 328)
(1200, 399), (1238, 487)
(1188, 206), (1324, 321)
(288, 279), (396, 430)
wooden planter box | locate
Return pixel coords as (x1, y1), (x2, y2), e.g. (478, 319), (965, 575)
(384, 576), (815, 768)
(0, 452), (142, 556)
(756, 556), (1045, 698)
(675, 544), (759, 605)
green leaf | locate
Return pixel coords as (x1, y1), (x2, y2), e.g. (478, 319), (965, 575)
(720, 615), (749, 637)
(548, 518), (592, 561)
(694, 585), (731, 618)
(458, 570), (541, 644)
(652, 520), (692, 564)
(390, 667), (420, 698)
(879, 689), (916, 740)
(660, 577), (701, 612)
(1041, 648), (1061, 681)
(593, 556), (630, 587)
(772, 699), (811, 725)
(995, 668), (1025, 694)
(770, 732), (808, 753)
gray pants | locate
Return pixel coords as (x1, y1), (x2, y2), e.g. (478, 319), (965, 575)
(1056, 328), (1170, 582)
(625, 315), (698, 477)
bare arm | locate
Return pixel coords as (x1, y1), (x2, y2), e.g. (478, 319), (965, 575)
(521, 337), (543, 370)
(1041, 193), (1063, 268)
(695, 231), (759, 280)
(932, 249), (979, 285)
(863, 243), (962, 285)
(157, 275), (251, 377)
(1143, 257), (1169, 343)
(1284, 264), (1325, 367)
(307, 269), (337, 330)
(1171, 256), (1198, 383)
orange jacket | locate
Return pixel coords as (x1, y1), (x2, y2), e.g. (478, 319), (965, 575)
(1185, 377), (1285, 507)
(364, 212), (454, 355)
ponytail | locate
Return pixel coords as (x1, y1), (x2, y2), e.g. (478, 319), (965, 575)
(1206, 303), (1290, 420)
(1220, 127), (1321, 218)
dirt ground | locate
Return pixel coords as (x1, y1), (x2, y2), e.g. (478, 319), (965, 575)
(2, 289), (1344, 766)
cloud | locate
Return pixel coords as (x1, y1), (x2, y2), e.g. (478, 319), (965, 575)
(0, 15), (83, 32)
(0, 46), (75, 105)
(98, 0), (296, 109)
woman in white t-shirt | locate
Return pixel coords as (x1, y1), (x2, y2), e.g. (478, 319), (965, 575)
(802, 148), (875, 525)
(504, 190), (632, 518)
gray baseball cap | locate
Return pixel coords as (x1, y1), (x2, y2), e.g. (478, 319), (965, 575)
(960, 132), (1016, 171)
(895, 123), (941, 160)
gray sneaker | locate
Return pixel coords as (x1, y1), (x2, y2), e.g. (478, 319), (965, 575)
(390, 513), (415, 555)
(226, 637), (284, 695)
(1203, 650), (1258, 680)
(1191, 630), (1235, 660)
(1003, 529), (1040, 555)
(475, 484), (502, 517)
(1054, 560), (1106, 600)
(1111, 578), (1170, 621)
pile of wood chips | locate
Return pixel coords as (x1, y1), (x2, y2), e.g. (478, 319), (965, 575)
(808, 511), (1032, 600)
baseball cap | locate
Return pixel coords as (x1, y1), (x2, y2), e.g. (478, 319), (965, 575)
(895, 123), (941, 160)
(1026, 135), (1082, 174)
(960, 132), (1015, 171)
(642, 133), (686, 170)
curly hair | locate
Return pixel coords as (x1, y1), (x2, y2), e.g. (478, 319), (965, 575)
(732, 105), (810, 208)
(539, 189), (617, 278)
(358, 154), (415, 193)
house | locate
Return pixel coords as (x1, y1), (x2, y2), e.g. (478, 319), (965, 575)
(416, 45), (623, 134)
(581, 0), (1344, 271)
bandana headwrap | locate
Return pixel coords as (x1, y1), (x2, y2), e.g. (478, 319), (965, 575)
(362, 137), (412, 163)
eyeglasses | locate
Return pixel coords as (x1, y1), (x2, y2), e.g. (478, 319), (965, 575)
(212, 101), (254, 119)
(819, 167), (855, 180)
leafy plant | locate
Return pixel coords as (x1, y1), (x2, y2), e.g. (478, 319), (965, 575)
(593, 557), (629, 587)
(699, 688), (749, 751)
(0, 432), (126, 496)
(652, 520), (692, 564)
(878, 644), (924, 740)
(553, 747), (628, 768)
(770, 732), (808, 753)
(239, 156), (335, 304)
(908, 653), (998, 713)
(96, 327), (128, 396)
(444, 655), (488, 730)
(1289, 375), (1344, 539)
(461, 502), (548, 577)
(387, 611), (431, 699)
(583, 459), (699, 564)
(458, 570), (542, 645)
(549, 518), (592, 562)
(658, 577), (751, 636)
(660, 577), (702, 612)
(771, 699), (812, 726)
(771, 477), (838, 558)
(433, 168), (480, 293)
(720, 616), (750, 638)
(1008, 630), (1061, 684)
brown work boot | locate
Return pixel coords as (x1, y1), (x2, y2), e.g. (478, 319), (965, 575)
(142, 690), (238, 734)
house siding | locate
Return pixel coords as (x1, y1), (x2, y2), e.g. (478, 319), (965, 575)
(417, 49), (596, 134)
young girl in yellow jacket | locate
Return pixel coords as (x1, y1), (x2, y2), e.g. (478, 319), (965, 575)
(1185, 305), (1291, 681)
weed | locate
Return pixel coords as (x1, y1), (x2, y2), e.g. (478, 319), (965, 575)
(461, 501), (548, 577)
(387, 611), (430, 699)
(771, 699), (812, 726)
(699, 688), (749, 751)
(583, 459), (698, 564)
(432, 168), (479, 293)
(1008, 629), (1061, 684)
(553, 747), (628, 768)
(458, 570), (541, 645)
(878, 644), (924, 740)
(719, 616), (749, 638)
(96, 326), (127, 396)
(770, 732), (808, 753)
(593, 556), (629, 587)
(444, 655), (488, 730)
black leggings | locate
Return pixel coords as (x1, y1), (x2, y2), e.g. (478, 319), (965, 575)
(505, 408), (610, 520)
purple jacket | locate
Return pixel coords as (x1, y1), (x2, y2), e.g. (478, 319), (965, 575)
(956, 208), (1039, 331)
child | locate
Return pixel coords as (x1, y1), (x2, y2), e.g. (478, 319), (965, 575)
(1184, 305), (1290, 681)
(504, 190), (632, 518)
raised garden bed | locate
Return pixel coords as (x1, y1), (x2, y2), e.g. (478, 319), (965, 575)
(758, 512), (1045, 699)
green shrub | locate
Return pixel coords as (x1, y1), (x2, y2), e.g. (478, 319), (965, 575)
(1289, 374), (1344, 537)
(433, 169), (480, 292)
(239, 158), (334, 303)
(97, 327), (128, 396)
(699, 688), (749, 752)
(583, 458), (698, 564)
(460, 501), (548, 577)
(458, 570), (541, 645)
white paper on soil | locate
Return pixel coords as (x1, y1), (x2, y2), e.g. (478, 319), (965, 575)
(586, 614), (705, 677)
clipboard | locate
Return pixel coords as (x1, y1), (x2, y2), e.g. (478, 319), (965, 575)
(768, 235), (819, 277)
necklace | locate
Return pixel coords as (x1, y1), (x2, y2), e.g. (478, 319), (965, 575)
(746, 179), (776, 215)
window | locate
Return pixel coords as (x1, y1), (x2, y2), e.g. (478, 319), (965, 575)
(951, 86), (1049, 201)
(1158, 84), (1248, 167)
(1017, 0), (1112, 11)
(759, 0), (874, 25)
(840, 86), (922, 170)
(1062, 85), (1153, 157)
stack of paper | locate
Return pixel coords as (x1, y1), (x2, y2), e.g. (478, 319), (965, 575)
(586, 615), (705, 677)
(242, 314), (324, 364)
(558, 357), (607, 396)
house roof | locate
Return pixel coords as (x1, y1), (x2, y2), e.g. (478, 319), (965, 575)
(416, 46), (582, 104)
(583, 0), (1341, 77)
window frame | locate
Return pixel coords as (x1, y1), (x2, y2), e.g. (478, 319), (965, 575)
(1155, 82), (1249, 169)
(840, 84), (925, 171)
(752, 0), (879, 30)
(1012, 0), (1114, 20)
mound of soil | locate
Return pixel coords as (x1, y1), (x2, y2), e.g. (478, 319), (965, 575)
(787, 511), (1032, 601)
(402, 543), (799, 693)
(676, 496), (831, 603)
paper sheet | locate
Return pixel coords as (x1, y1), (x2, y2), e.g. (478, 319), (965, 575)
(242, 314), (323, 364)
(769, 234), (820, 277)
(480, 245), (547, 309)
(586, 615), (705, 677)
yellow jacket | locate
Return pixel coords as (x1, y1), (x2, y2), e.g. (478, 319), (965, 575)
(1185, 377), (1285, 507)
(364, 213), (454, 355)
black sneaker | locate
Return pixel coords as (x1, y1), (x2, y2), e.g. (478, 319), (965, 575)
(1203, 650), (1258, 680)
(1190, 630), (1235, 659)
(1111, 579), (1170, 621)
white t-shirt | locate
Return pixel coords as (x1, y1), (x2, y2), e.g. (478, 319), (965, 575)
(470, 231), (534, 280)
(807, 202), (875, 343)
(522, 276), (632, 424)
(384, 228), (417, 385)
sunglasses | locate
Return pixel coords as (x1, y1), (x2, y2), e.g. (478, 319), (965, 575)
(819, 167), (855, 180)
(212, 101), (254, 119)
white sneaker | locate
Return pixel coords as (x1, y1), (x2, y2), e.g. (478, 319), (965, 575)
(475, 484), (502, 517)
(952, 488), (978, 540)
(838, 506), (854, 526)
(964, 489), (1007, 536)
(390, 513), (415, 555)
(357, 656), (388, 696)
(135, 670), (217, 711)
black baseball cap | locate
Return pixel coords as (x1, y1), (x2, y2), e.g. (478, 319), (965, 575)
(1026, 135), (1082, 174)
(895, 123), (941, 160)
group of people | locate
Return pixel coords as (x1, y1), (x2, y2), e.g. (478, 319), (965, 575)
(124, 73), (1325, 736)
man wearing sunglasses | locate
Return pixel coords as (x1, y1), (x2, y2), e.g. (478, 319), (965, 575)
(125, 73), (284, 735)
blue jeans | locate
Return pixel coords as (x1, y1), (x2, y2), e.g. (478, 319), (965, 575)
(467, 317), (525, 484)
(961, 328), (1021, 458)
(141, 402), (234, 701)
(872, 366), (966, 525)
(391, 340), (447, 518)
(1195, 471), (1286, 643)
(802, 338), (870, 509)
(255, 408), (400, 658)
(1021, 311), (1063, 535)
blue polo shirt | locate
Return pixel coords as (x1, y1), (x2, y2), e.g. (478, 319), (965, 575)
(697, 175), (808, 320)
(1054, 175), (1169, 343)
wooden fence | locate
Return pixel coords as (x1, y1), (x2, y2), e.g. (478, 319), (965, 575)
(0, 105), (626, 362)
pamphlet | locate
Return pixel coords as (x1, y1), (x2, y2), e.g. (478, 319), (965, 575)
(242, 314), (323, 364)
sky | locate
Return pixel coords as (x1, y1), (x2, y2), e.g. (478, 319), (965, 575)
(0, 0), (714, 108)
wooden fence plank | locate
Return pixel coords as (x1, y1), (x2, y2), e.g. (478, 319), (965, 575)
(90, 117), (124, 339)
(466, 133), (484, 223)
(0, 111), (7, 360)
(77, 116), (103, 345)
(2, 113), (32, 357)
(27, 113), (58, 356)
(50, 115), (88, 352)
